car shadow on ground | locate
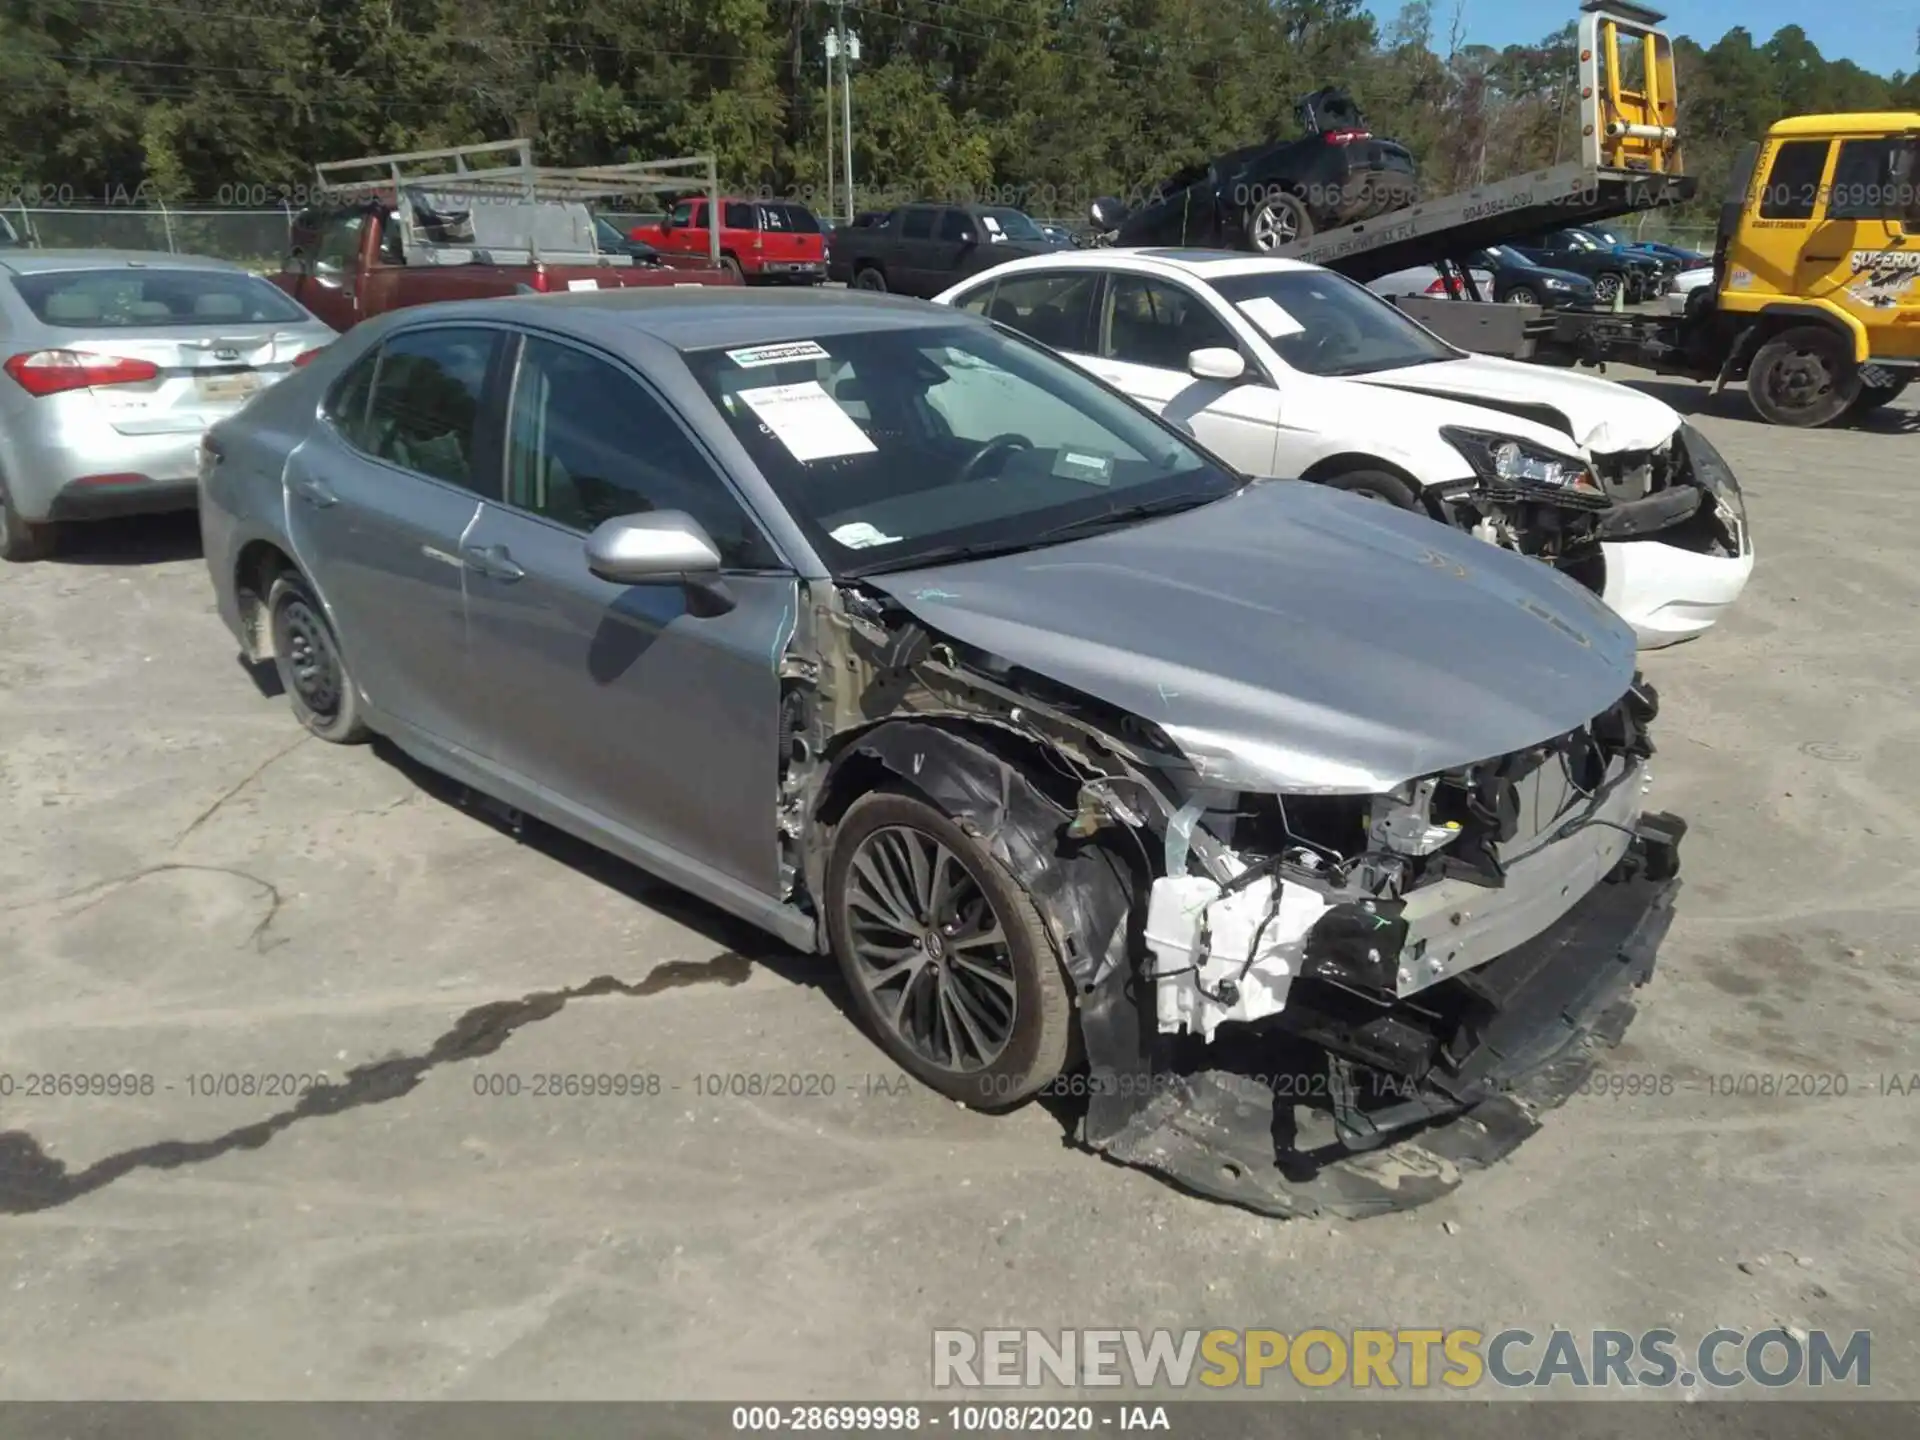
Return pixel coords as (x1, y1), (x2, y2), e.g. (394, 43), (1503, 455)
(1622, 377), (1920, 432)
(46, 511), (203, 567)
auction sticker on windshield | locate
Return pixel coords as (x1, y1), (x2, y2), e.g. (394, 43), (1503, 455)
(1236, 296), (1304, 338)
(736, 380), (878, 462)
(829, 521), (902, 549)
(1053, 449), (1115, 485)
(726, 340), (831, 368)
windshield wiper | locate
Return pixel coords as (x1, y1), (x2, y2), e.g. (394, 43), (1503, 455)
(846, 534), (1072, 577)
(1033, 492), (1223, 542)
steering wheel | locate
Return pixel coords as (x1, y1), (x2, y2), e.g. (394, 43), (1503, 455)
(955, 433), (1033, 484)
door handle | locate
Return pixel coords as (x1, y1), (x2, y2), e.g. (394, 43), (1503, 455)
(462, 544), (524, 582)
(293, 474), (337, 508)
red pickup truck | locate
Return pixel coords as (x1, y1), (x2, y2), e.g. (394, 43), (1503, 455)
(629, 198), (827, 285)
(275, 200), (735, 334)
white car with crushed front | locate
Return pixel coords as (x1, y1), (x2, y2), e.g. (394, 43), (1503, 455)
(935, 249), (1753, 648)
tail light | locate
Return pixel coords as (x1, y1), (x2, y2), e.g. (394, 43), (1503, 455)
(1425, 275), (1463, 296)
(529, 269), (552, 293)
(291, 347), (327, 368)
(1323, 129), (1372, 145)
(4, 349), (160, 398)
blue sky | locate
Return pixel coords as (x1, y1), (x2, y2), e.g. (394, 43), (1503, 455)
(1364, 1), (1918, 76)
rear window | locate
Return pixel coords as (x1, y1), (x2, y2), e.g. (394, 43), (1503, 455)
(12, 268), (308, 329)
(760, 203), (821, 234)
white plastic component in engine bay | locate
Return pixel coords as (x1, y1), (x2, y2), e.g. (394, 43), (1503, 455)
(1145, 873), (1333, 1042)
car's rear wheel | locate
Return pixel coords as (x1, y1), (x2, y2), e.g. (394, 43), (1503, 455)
(1748, 326), (1859, 428)
(853, 265), (888, 292)
(0, 484), (54, 563)
(1244, 192), (1313, 252)
(1592, 272), (1624, 305)
(826, 790), (1074, 1110)
(720, 254), (745, 284)
(267, 572), (368, 744)
(1506, 285), (1539, 306)
(1323, 468), (1420, 509)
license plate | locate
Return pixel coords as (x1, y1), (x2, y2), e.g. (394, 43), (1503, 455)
(196, 373), (262, 403)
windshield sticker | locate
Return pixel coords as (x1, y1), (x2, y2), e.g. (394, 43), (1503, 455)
(1052, 449), (1115, 485)
(1235, 296), (1305, 338)
(829, 521), (901, 549)
(727, 340), (831, 368)
(981, 215), (1003, 233)
(566, 278), (600, 291)
(737, 380), (878, 462)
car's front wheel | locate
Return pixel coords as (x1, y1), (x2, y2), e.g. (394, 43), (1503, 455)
(1322, 468), (1420, 508)
(826, 790), (1074, 1110)
(1505, 285), (1539, 306)
(853, 265), (888, 292)
(1747, 326), (1859, 428)
(1592, 272), (1624, 305)
(267, 571), (369, 744)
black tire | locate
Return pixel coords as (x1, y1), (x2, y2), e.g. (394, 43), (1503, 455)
(853, 265), (888, 292)
(267, 571), (368, 744)
(719, 254), (745, 284)
(1322, 467), (1421, 509)
(825, 789), (1074, 1111)
(0, 483), (55, 563)
(1505, 285), (1539, 307)
(1747, 326), (1860, 428)
(1843, 377), (1910, 419)
(1592, 271), (1624, 305)
(1243, 191), (1313, 253)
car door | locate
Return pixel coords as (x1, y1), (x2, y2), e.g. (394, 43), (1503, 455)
(457, 331), (795, 897)
(283, 324), (505, 754)
(895, 207), (940, 295)
(666, 198), (707, 260)
(933, 207), (982, 287)
(1081, 273), (1281, 476)
(1808, 135), (1920, 334)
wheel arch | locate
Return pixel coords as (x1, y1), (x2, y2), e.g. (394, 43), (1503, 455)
(1300, 452), (1439, 512)
(808, 716), (1136, 992)
(1731, 303), (1870, 366)
(233, 537), (302, 661)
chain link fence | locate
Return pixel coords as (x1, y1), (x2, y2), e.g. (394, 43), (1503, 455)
(6, 207), (298, 271)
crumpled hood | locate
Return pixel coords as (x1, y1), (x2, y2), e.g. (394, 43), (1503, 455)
(1355, 353), (1682, 454)
(867, 480), (1638, 794)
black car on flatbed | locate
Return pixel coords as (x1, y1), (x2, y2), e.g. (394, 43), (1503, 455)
(1092, 88), (1417, 252)
(825, 202), (1057, 296)
(1510, 228), (1668, 305)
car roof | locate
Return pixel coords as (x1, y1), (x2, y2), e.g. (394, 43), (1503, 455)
(948, 248), (1322, 285)
(0, 249), (255, 276)
(395, 286), (977, 352)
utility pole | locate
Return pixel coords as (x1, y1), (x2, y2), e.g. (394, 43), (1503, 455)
(832, 0), (858, 223)
(823, 32), (835, 220)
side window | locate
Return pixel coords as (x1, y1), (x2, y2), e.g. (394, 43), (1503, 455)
(1102, 275), (1236, 370)
(361, 327), (496, 489)
(901, 208), (935, 240)
(1758, 140), (1831, 220)
(1827, 139), (1902, 220)
(980, 271), (1098, 351)
(313, 214), (365, 274)
(324, 349), (379, 449)
(952, 282), (995, 316)
(505, 337), (780, 569)
(937, 209), (972, 242)
(379, 213), (403, 264)
(669, 200), (695, 227)
(724, 202), (756, 230)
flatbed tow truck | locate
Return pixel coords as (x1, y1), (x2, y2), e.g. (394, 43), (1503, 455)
(1280, 1), (1920, 426)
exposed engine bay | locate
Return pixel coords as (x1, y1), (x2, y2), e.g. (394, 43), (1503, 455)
(773, 558), (1684, 1220)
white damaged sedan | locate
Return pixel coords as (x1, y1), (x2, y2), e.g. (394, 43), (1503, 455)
(935, 249), (1752, 647)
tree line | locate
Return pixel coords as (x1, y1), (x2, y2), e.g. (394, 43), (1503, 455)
(3, 0), (1916, 226)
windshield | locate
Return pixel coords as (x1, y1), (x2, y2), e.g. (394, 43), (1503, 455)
(981, 208), (1044, 241)
(12, 267), (309, 328)
(594, 217), (627, 246)
(1212, 268), (1460, 378)
(683, 322), (1242, 576)
(1587, 226), (1627, 246)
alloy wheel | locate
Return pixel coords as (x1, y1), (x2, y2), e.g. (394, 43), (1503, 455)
(1249, 202), (1299, 251)
(840, 824), (1018, 1074)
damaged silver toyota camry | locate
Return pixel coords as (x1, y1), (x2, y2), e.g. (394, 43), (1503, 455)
(201, 289), (1686, 1219)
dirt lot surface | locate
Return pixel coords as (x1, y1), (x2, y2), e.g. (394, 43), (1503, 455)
(0, 372), (1915, 1403)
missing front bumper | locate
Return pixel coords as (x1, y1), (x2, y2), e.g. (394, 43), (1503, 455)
(1079, 818), (1683, 1220)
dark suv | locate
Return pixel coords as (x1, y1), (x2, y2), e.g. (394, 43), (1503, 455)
(1511, 230), (1668, 306)
(1093, 89), (1417, 252)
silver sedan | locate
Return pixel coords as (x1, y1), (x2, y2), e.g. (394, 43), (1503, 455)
(0, 249), (334, 560)
(197, 287), (1685, 1216)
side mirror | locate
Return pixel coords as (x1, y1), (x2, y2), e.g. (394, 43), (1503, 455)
(1088, 196), (1126, 231)
(584, 511), (722, 585)
(1187, 347), (1247, 382)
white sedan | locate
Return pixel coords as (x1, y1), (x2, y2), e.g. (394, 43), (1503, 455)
(934, 248), (1753, 648)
